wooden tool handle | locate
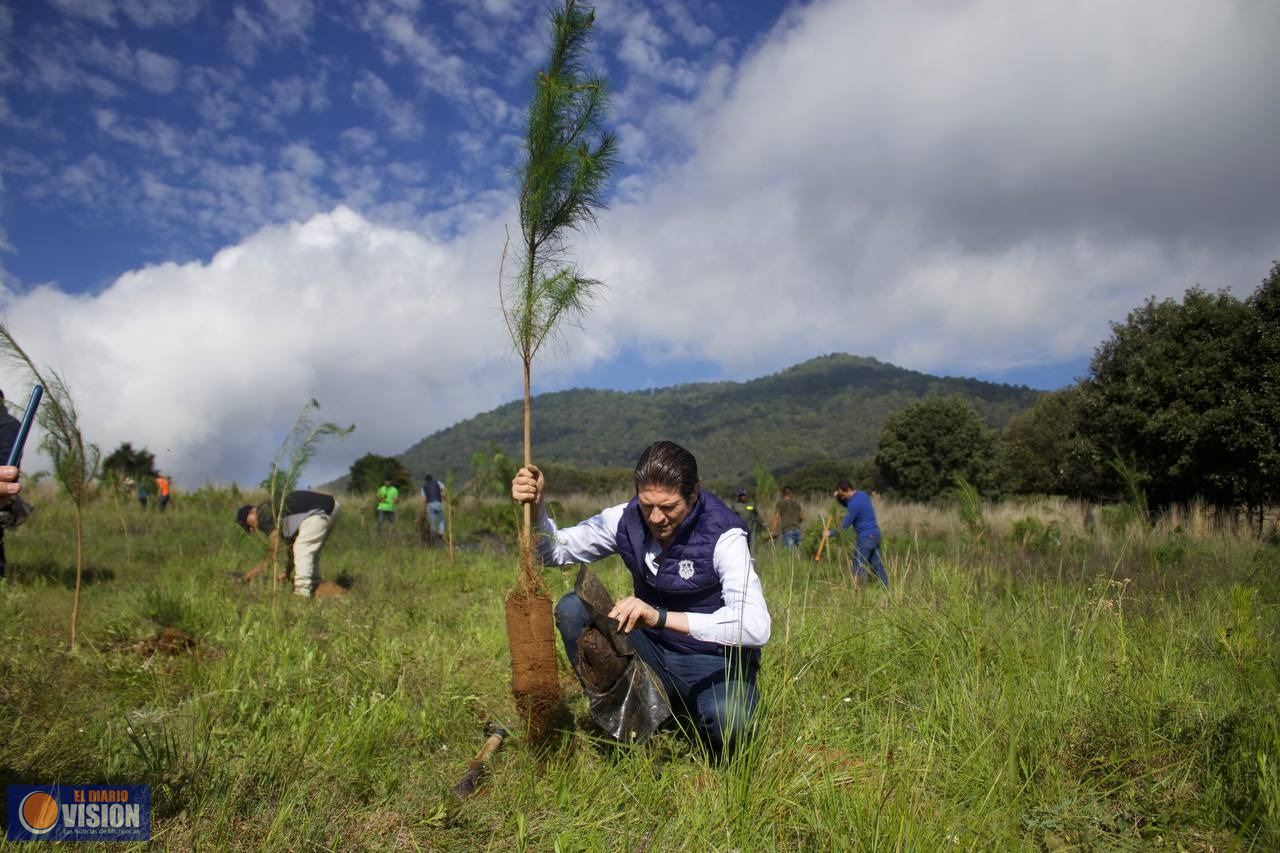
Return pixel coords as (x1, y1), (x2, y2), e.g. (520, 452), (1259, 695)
(814, 516), (830, 562)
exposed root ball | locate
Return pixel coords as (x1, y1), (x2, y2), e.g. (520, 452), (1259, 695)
(135, 626), (196, 657)
(505, 591), (561, 742)
(577, 626), (627, 692)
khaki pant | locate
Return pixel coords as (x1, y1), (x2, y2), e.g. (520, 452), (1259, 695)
(292, 504), (338, 596)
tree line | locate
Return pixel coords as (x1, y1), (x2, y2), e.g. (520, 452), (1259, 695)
(97, 263), (1278, 533)
(384, 262), (1279, 531)
(865, 262), (1279, 530)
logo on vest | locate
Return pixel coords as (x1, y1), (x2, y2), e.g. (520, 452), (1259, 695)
(677, 559), (695, 579)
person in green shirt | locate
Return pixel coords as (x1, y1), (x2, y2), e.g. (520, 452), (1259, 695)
(771, 486), (804, 550)
(376, 478), (399, 529)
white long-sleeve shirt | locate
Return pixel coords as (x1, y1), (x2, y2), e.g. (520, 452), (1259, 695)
(535, 502), (772, 648)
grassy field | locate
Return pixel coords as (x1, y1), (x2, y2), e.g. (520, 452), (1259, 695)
(1, 488), (1277, 850)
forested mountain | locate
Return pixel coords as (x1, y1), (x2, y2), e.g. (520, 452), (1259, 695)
(394, 354), (1040, 488)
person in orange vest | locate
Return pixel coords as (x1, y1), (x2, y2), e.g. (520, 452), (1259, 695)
(155, 474), (171, 512)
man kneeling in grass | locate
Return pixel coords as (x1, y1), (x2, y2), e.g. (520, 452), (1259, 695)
(511, 440), (771, 756)
(236, 491), (340, 597)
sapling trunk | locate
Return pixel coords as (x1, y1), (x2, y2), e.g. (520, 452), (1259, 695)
(445, 471), (456, 560)
(70, 503), (83, 648)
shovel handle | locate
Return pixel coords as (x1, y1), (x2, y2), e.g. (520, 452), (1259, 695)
(449, 726), (509, 801)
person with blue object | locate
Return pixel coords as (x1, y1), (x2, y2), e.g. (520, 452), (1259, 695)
(825, 478), (888, 587)
(511, 440), (771, 757)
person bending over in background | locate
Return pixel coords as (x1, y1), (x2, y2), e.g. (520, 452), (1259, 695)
(825, 478), (888, 587)
(511, 440), (771, 756)
(236, 490), (340, 597)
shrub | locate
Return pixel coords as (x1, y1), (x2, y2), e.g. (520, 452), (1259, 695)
(1008, 516), (1063, 553)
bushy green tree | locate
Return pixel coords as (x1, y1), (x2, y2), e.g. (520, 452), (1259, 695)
(101, 442), (158, 482)
(1080, 268), (1279, 524)
(1244, 261), (1280, 520)
(348, 453), (411, 494)
(876, 397), (999, 501)
(1000, 386), (1107, 498)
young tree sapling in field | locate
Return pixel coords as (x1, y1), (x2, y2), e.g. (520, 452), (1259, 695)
(499, 0), (617, 742)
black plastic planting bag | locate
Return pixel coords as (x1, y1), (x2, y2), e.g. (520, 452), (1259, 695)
(573, 566), (671, 742)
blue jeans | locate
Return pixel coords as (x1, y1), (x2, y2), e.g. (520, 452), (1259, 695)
(376, 509), (395, 529)
(426, 500), (445, 536)
(555, 592), (760, 756)
(852, 533), (889, 587)
(781, 527), (802, 550)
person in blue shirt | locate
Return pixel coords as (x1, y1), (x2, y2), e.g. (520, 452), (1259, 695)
(824, 478), (888, 587)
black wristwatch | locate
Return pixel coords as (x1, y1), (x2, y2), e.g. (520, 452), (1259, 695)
(654, 607), (668, 630)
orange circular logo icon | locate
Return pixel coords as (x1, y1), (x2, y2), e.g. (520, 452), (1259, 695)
(19, 790), (59, 835)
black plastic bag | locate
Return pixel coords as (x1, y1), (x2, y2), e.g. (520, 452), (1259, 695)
(572, 566), (671, 742)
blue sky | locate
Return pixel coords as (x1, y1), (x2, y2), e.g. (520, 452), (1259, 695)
(1, 0), (1277, 485)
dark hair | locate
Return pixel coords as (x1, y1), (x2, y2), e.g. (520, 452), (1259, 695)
(634, 440), (699, 500)
(423, 473), (434, 481)
(836, 478), (853, 491)
(235, 505), (254, 532)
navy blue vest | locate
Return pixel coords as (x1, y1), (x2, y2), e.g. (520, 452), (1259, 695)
(614, 489), (749, 656)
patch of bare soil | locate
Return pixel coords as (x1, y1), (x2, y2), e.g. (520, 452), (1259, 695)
(133, 626), (196, 657)
(314, 580), (349, 598)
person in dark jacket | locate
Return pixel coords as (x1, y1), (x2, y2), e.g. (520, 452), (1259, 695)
(0, 390), (21, 579)
(825, 478), (888, 587)
(511, 440), (771, 755)
(236, 490), (340, 597)
(732, 488), (766, 543)
(421, 474), (445, 538)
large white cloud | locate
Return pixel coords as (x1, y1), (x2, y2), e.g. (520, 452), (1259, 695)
(579, 0), (1280, 378)
(0, 206), (543, 487)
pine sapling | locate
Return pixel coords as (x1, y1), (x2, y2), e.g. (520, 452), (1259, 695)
(499, 0), (616, 742)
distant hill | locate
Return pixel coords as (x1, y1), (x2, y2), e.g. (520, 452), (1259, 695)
(385, 353), (1040, 488)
